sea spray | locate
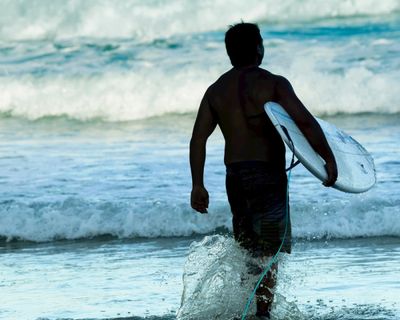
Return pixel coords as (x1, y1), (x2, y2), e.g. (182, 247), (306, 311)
(177, 235), (258, 319)
(177, 235), (305, 320)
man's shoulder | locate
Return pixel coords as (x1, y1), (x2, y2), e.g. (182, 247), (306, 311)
(257, 70), (293, 95)
(256, 68), (285, 83)
(204, 68), (290, 99)
(212, 69), (232, 85)
(204, 70), (231, 96)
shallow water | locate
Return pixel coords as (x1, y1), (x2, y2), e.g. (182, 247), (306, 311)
(1, 236), (399, 319)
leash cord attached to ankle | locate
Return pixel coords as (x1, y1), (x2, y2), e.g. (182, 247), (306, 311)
(241, 126), (295, 320)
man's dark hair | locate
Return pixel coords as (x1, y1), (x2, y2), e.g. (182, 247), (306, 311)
(225, 22), (263, 68)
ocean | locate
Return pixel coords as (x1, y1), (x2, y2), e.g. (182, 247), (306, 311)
(0, 1), (399, 319)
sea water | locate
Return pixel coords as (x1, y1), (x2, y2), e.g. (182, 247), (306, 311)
(0, 1), (399, 319)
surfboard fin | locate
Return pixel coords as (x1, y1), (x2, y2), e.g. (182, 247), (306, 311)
(280, 125), (301, 172)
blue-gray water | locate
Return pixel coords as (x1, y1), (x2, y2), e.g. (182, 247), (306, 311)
(0, 1), (399, 319)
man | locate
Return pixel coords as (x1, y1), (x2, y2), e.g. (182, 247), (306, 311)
(189, 22), (337, 319)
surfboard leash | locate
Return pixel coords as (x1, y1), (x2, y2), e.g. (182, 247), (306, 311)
(241, 126), (296, 320)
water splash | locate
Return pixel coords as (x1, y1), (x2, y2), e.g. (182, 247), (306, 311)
(177, 235), (306, 320)
(177, 235), (257, 319)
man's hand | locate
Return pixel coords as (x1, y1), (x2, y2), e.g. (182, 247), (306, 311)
(323, 160), (338, 187)
(191, 185), (209, 214)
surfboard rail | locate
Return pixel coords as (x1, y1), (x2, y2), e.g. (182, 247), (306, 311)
(264, 102), (376, 193)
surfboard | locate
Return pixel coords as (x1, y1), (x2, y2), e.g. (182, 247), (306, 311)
(264, 102), (376, 193)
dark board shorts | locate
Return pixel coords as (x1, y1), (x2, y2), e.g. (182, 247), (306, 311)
(226, 161), (291, 256)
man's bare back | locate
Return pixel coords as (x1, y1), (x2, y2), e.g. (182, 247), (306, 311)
(192, 64), (337, 175)
(206, 67), (285, 167)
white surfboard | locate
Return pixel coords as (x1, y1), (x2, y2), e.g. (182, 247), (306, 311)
(264, 102), (376, 193)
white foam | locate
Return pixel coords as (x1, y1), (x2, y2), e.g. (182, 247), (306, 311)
(0, 69), (214, 121)
(292, 196), (400, 240)
(1, 1), (398, 121)
(285, 59), (400, 116)
(0, 56), (398, 122)
(0, 0), (398, 41)
(0, 194), (398, 242)
(0, 199), (231, 242)
(265, 41), (400, 116)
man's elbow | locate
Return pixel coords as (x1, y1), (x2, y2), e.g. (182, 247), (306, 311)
(294, 113), (320, 134)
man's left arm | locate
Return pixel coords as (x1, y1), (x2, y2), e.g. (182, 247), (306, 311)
(190, 90), (217, 213)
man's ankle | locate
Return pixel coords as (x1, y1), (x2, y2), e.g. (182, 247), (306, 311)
(256, 310), (271, 319)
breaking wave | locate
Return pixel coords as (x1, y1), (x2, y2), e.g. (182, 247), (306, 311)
(0, 194), (398, 242)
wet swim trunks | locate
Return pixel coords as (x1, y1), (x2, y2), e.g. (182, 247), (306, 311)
(226, 161), (291, 255)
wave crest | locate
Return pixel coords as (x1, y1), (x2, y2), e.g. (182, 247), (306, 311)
(0, 60), (398, 121)
(0, 0), (398, 41)
(0, 195), (398, 242)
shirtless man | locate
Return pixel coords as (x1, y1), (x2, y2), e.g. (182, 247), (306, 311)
(189, 22), (337, 319)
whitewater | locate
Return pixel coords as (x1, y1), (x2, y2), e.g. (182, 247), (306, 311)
(0, 1), (399, 319)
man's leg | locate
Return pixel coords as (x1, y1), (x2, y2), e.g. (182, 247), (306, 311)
(256, 262), (278, 318)
(226, 163), (290, 318)
(226, 167), (256, 251)
(242, 166), (289, 318)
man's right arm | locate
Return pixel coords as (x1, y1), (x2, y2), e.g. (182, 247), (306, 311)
(275, 76), (338, 186)
(189, 89), (217, 213)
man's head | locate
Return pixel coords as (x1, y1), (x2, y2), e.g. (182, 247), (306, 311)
(225, 22), (264, 68)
